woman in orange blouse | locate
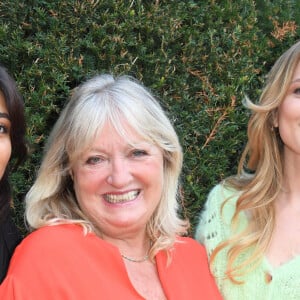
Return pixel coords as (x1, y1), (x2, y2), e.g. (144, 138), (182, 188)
(0, 74), (221, 299)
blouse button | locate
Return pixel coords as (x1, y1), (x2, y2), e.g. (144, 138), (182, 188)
(265, 272), (272, 283)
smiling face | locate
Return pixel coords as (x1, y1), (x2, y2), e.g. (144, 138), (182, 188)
(275, 61), (300, 160)
(71, 121), (164, 239)
(0, 92), (11, 180)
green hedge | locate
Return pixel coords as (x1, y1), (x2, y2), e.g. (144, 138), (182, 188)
(0, 0), (299, 235)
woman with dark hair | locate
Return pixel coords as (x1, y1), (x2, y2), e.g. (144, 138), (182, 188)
(0, 65), (27, 283)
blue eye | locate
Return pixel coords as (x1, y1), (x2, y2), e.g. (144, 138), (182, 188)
(132, 149), (147, 157)
(86, 156), (104, 165)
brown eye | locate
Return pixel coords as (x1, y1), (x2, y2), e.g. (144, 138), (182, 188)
(0, 124), (9, 134)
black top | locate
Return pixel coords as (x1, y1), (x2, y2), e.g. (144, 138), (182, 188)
(0, 213), (22, 282)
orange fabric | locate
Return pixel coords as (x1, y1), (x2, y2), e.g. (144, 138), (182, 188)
(0, 224), (222, 299)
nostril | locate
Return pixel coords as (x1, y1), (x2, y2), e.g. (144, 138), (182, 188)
(106, 163), (132, 187)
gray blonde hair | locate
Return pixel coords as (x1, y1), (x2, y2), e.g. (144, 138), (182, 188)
(25, 74), (188, 258)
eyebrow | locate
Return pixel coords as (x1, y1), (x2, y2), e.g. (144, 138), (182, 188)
(0, 112), (10, 120)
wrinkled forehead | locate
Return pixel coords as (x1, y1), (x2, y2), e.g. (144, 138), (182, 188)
(68, 117), (156, 163)
(66, 89), (164, 165)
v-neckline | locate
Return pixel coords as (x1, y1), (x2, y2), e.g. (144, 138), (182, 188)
(263, 254), (300, 272)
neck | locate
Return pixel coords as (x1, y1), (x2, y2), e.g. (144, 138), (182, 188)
(101, 232), (151, 261)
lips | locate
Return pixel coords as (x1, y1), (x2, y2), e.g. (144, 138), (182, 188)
(104, 190), (140, 204)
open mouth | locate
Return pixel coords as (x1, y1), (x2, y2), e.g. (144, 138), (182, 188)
(104, 190), (140, 204)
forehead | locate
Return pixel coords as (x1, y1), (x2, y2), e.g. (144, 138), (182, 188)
(97, 120), (147, 145)
(72, 120), (145, 156)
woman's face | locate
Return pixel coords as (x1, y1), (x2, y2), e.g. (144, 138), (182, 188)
(0, 92), (11, 179)
(71, 121), (164, 239)
(276, 61), (300, 160)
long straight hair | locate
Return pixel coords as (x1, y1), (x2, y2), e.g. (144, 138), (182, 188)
(0, 65), (27, 222)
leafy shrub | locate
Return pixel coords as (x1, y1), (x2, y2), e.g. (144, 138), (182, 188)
(0, 0), (299, 235)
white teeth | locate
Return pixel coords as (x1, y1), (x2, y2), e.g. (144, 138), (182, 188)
(104, 190), (139, 204)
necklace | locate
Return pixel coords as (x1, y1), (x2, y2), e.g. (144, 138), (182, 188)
(121, 253), (149, 263)
(121, 241), (151, 263)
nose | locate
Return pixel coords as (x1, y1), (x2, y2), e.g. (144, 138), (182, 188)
(106, 157), (132, 187)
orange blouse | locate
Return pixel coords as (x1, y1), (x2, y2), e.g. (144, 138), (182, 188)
(0, 224), (222, 299)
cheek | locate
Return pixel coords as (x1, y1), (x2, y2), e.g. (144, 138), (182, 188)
(74, 174), (97, 193)
(146, 160), (164, 189)
(0, 140), (11, 174)
(72, 177), (96, 215)
(278, 98), (300, 124)
(277, 100), (300, 144)
(72, 169), (98, 197)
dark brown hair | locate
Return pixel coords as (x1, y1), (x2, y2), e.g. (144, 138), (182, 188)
(0, 65), (27, 221)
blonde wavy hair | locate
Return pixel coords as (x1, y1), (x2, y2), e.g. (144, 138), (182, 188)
(211, 40), (300, 282)
(25, 74), (188, 259)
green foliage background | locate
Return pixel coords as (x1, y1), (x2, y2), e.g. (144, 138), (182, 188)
(1, 0), (299, 235)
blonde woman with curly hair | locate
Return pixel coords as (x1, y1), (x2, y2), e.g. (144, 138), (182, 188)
(195, 40), (300, 300)
(0, 74), (221, 299)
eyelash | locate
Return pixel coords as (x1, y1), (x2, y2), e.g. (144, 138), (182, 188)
(294, 88), (300, 94)
(85, 149), (148, 164)
(0, 124), (9, 134)
(86, 156), (104, 165)
(131, 149), (148, 157)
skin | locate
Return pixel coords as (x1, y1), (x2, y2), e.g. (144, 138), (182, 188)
(0, 92), (11, 179)
(71, 120), (167, 299)
(71, 121), (164, 250)
(267, 61), (300, 267)
(276, 61), (300, 157)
